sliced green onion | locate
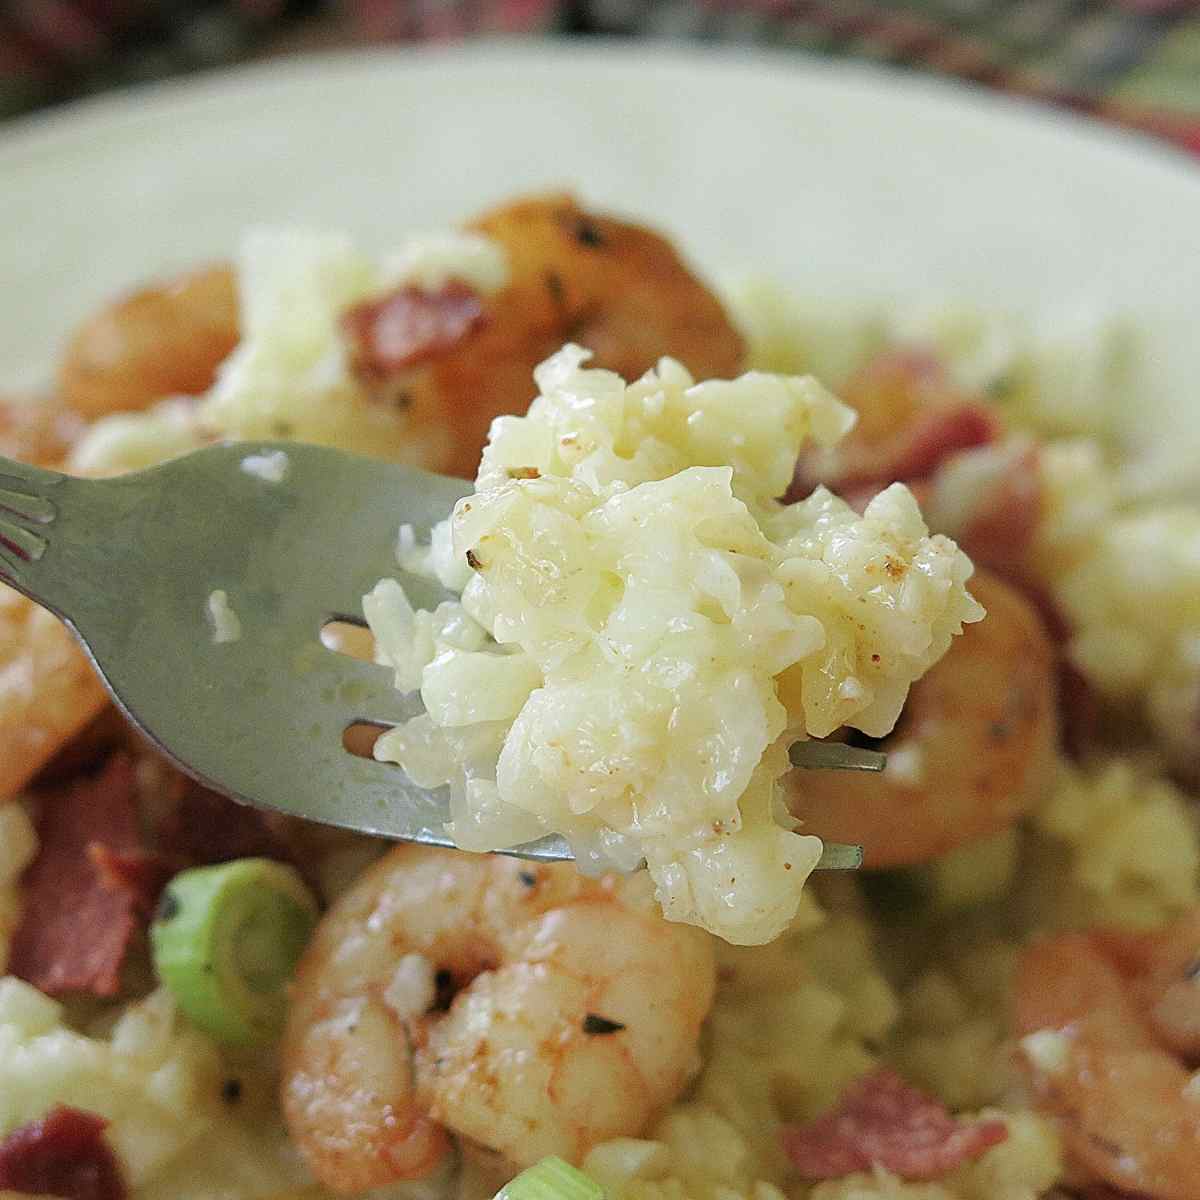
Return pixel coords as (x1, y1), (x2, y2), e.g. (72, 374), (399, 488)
(150, 857), (318, 1046)
(495, 1158), (606, 1200)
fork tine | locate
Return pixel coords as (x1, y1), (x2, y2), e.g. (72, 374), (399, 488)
(790, 740), (886, 772)
(815, 842), (864, 869)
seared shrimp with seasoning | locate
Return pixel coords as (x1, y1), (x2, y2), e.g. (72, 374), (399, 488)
(1015, 912), (1200, 1200)
(789, 570), (1057, 867)
(281, 845), (716, 1195)
(342, 193), (746, 477)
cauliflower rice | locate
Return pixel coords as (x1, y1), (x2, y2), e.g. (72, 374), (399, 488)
(365, 345), (981, 945)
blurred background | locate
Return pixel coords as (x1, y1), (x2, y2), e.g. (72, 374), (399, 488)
(0, 0), (1197, 153)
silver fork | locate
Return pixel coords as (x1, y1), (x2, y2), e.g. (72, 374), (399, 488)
(0, 442), (883, 869)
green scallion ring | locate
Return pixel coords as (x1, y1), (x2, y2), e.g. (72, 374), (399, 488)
(150, 857), (318, 1046)
(495, 1158), (606, 1200)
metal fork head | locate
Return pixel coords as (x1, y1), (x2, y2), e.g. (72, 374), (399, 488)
(1, 442), (877, 871)
(2, 442), (476, 843)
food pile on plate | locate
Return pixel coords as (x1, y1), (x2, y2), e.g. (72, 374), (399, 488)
(0, 195), (1197, 1200)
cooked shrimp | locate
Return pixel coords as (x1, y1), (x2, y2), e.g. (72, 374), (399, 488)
(788, 570), (1057, 867)
(1014, 916), (1200, 1200)
(1088, 909), (1200, 1060)
(0, 588), (108, 802)
(281, 845), (716, 1195)
(0, 392), (84, 464)
(344, 194), (746, 477)
(59, 263), (239, 418)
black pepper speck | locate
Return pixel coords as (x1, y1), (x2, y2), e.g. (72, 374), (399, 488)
(582, 1013), (625, 1035)
(575, 220), (606, 248)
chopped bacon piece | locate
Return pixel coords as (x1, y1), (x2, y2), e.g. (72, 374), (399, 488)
(780, 1068), (1008, 1182)
(850, 403), (1001, 491)
(156, 781), (318, 894)
(790, 399), (1001, 503)
(10, 751), (317, 999)
(87, 843), (178, 920)
(342, 281), (486, 381)
(0, 1105), (126, 1200)
(8, 756), (143, 997)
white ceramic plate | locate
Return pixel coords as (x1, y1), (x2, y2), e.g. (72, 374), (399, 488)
(2, 40), (1198, 465)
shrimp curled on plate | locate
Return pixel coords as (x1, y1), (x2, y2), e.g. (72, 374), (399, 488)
(343, 194), (747, 478)
(281, 845), (717, 1195)
(788, 569), (1058, 867)
(58, 263), (240, 419)
(1014, 912), (1200, 1200)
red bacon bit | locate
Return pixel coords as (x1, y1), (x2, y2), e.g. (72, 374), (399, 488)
(789, 348), (999, 500)
(10, 751), (317, 999)
(87, 843), (178, 920)
(342, 281), (486, 379)
(156, 781), (317, 894)
(780, 1068), (1008, 1181)
(844, 403), (1001, 492)
(0, 1105), (126, 1200)
(8, 756), (143, 997)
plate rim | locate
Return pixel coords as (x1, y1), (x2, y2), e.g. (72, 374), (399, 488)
(2, 36), (1198, 193)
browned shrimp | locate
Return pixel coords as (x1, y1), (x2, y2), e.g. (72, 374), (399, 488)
(0, 587), (108, 802)
(0, 392), (84, 464)
(282, 845), (716, 1194)
(1015, 916), (1200, 1200)
(788, 570), (1057, 867)
(1089, 910), (1200, 1060)
(343, 194), (746, 477)
(59, 263), (239, 418)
